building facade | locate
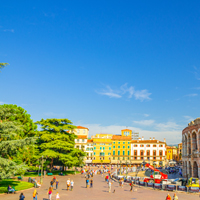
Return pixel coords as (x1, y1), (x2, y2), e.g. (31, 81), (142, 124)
(166, 146), (178, 161)
(177, 143), (182, 162)
(131, 137), (167, 166)
(182, 118), (200, 178)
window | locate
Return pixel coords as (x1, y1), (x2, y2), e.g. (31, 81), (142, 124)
(118, 146), (120, 148)
(128, 157), (129, 160)
(77, 130), (80, 134)
(147, 145), (150, 147)
(128, 146), (130, 148)
(159, 145), (163, 147)
(108, 153), (111, 155)
(123, 151), (125, 155)
(159, 150), (163, 156)
(128, 151), (130, 155)
(77, 139), (79, 142)
(118, 157), (120, 160)
(118, 142), (120, 144)
(123, 142), (125, 144)
(153, 150), (156, 156)
(134, 150), (137, 156)
(123, 157), (125, 160)
(103, 147), (105, 150)
(153, 145), (156, 147)
(153, 157), (156, 160)
(94, 147), (96, 150)
(100, 147), (102, 150)
(140, 150), (144, 156)
(118, 151), (120, 155)
(141, 157), (143, 160)
(100, 152), (105, 156)
(123, 146), (125, 148)
(134, 145), (137, 147)
(147, 150), (150, 156)
(113, 151), (115, 155)
(113, 157), (115, 160)
(94, 152), (96, 155)
(113, 142), (115, 144)
(83, 130), (85, 133)
(93, 157), (95, 160)
(134, 157), (137, 160)
(109, 147), (111, 150)
(140, 145), (144, 147)
(128, 142), (130, 144)
(113, 146), (115, 148)
(147, 157), (150, 160)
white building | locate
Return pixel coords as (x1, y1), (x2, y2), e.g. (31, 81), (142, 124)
(131, 137), (167, 166)
(85, 139), (93, 164)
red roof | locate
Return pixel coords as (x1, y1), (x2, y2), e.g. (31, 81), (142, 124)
(121, 129), (132, 131)
(112, 135), (132, 140)
(87, 139), (93, 143)
(76, 126), (89, 130)
(77, 135), (87, 139)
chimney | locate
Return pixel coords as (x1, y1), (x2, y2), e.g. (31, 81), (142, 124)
(153, 137), (155, 140)
(139, 137), (141, 140)
(164, 138), (166, 143)
(150, 137), (151, 140)
(142, 136), (144, 140)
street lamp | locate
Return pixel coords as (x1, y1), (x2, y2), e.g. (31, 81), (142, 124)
(120, 160), (122, 175)
(40, 156), (44, 184)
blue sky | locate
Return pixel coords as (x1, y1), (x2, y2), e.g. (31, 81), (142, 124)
(1, 1), (200, 144)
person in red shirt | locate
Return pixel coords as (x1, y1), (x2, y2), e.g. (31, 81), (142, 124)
(166, 193), (172, 200)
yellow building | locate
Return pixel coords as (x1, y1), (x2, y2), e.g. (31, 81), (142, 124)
(166, 146), (178, 161)
(177, 143), (182, 161)
(111, 134), (132, 164)
(92, 134), (113, 164)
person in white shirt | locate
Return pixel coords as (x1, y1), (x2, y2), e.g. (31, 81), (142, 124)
(71, 180), (74, 191)
(56, 192), (60, 200)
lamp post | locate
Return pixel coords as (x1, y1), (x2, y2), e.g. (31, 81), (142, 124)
(120, 160), (122, 175)
(40, 156), (44, 184)
(126, 159), (128, 179)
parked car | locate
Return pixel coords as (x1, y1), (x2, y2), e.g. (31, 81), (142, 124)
(171, 178), (187, 186)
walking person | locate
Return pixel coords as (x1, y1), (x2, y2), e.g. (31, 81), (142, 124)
(130, 181), (134, 192)
(50, 179), (54, 188)
(86, 178), (89, 188)
(173, 193), (178, 200)
(56, 179), (59, 190)
(33, 189), (38, 200)
(90, 179), (93, 188)
(108, 180), (112, 193)
(19, 193), (25, 200)
(71, 180), (74, 191)
(47, 187), (53, 200)
(166, 193), (172, 200)
(66, 178), (70, 191)
(56, 192), (60, 200)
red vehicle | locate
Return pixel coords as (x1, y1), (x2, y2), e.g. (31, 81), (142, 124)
(143, 163), (168, 184)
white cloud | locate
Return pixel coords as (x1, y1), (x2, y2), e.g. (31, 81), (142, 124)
(144, 114), (149, 117)
(183, 116), (194, 122)
(185, 93), (198, 97)
(3, 29), (14, 33)
(76, 123), (182, 144)
(97, 86), (122, 98)
(155, 121), (181, 131)
(0, 101), (6, 105)
(134, 89), (152, 101)
(133, 120), (155, 126)
(96, 83), (151, 101)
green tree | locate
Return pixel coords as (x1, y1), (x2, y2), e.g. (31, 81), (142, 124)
(0, 105), (37, 179)
(36, 118), (86, 170)
(0, 63), (9, 72)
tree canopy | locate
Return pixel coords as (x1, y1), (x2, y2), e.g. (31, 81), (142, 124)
(36, 118), (86, 169)
(0, 63), (9, 72)
(0, 105), (37, 179)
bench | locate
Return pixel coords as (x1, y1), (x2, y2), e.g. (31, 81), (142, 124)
(59, 173), (65, 176)
(47, 173), (53, 176)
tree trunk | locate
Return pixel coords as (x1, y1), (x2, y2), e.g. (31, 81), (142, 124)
(50, 158), (54, 170)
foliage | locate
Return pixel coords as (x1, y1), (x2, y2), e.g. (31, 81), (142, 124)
(36, 118), (86, 169)
(0, 63), (8, 72)
(0, 179), (33, 193)
(0, 105), (37, 179)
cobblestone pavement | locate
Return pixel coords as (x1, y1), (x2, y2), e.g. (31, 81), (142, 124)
(1, 171), (199, 200)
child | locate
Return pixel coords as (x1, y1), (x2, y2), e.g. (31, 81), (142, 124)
(56, 192), (60, 200)
(71, 180), (74, 191)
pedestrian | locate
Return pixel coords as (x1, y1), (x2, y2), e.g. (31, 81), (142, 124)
(108, 180), (112, 193)
(121, 179), (124, 188)
(86, 178), (89, 188)
(47, 187), (53, 200)
(130, 181), (134, 192)
(71, 180), (74, 191)
(166, 193), (172, 200)
(66, 178), (70, 191)
(19, 192), (25, 200)
(56, 179), (59, 190)
(56, 192), (60, 200)
(50, 179), (54, 188)
(173, 193), (178, 200)
(33, 189), (38, 200)
(90, 179), (93, 188)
